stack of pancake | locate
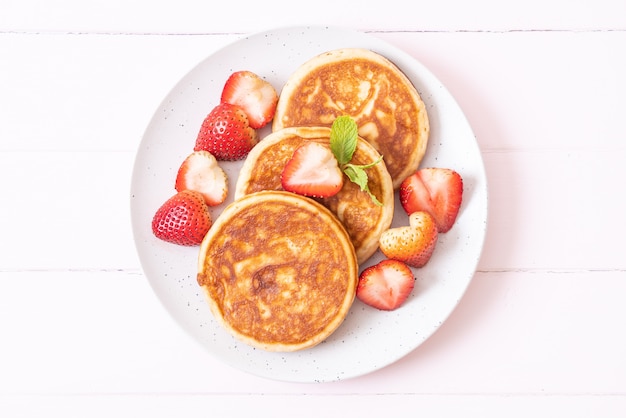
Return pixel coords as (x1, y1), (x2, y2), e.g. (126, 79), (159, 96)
(197, 48), (430, 352)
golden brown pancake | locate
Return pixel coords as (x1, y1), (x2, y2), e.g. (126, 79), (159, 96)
(197, 191), (358, 352)
(273, 48), (429, 188)
(235, 126), (394, 264)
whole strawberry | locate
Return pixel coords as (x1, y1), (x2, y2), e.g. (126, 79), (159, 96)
(194, 102), (258, 161)
(152, 190), (212, 246)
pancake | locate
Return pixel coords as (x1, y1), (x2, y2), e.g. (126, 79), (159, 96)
(273, 48), (429, 188)
(235, 126), (394, 264)
(197, 190), (358, 352)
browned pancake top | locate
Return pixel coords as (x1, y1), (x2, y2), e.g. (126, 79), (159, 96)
(235, 127), (394, 264)
(197, 191), (357, 352)
(273, 49), (429, 188)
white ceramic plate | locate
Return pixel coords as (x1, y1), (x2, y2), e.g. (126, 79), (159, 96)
(130, 26), (488, 383)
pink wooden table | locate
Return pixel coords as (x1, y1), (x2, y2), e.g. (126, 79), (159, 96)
(1, 1), (624, 416)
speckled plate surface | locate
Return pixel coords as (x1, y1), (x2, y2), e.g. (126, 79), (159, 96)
(130, 26), (488, 383)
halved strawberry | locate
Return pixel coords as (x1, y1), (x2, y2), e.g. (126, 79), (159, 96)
(152, 190), (212, 246)
(194, 102), (258, 161)
(379, 211), (439, 268)
(221, 70), (278, 129)
(281, 141), (344, 198)
(175, 150), (228, 206)
(399, 167), (463, 233)
(356, 259), (415, 311)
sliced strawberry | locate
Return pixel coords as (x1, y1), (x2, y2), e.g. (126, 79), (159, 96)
(281, 141), (344, 198)
(379, 211), (439, 268)
(399, 167), (463, 233)
(194, 102), (258, 161)
(175, 150), (228, 206)
(357, 259), (415, 311)
(151, 190), (212, 246)
(221, 70), (278, 129)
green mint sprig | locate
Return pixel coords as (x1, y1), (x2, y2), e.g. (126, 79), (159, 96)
(329, 115), (383, 206)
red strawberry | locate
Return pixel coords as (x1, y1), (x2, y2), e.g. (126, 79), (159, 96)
(151, 190), (212, 246)
(379, 211), (439, 268)
(221, 70), (278, 129)
(399, 167), (463, 233)
(194, 102), (258, 160)
(281, 141), (344, 198)
(175, 150), (228, 206)
(356, 259), (415, 311)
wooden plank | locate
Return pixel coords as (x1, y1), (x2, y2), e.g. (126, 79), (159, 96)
(1, 31), (624, 154)
(1, 147), (623, 270)
(1, 270), (624, 395)
(1, 0), (624, 33)
(0, 151), (139, 270)
(2, 394), (625, 418)
(0, 33), (238, 153)
(378, 31), (626, 152)
(479, 149), (626, 271)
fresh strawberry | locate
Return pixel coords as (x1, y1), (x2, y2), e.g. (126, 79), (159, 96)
(175, 150), (228, 206)
(194, 102), (258, 160)
(379, 211), (439, 268)
(399, 167), (463, 233)
(356, 259), (415, 311)
(151, 190), (212, 246)
(220, 70), (278, 129)
(281, 141), (344, 198)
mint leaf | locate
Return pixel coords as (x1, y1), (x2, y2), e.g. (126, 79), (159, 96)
(350, 155), (384, 170)
(365, 189), (383, 206)
(330, 115), (358, 165)
(329, 115), (383, 206)
(344, 164), (383, 207)
(343, 164), (368, 189)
